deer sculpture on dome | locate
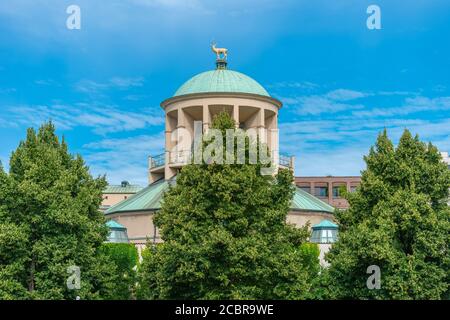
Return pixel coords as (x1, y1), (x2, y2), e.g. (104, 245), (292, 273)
(211, 42), (228, 60)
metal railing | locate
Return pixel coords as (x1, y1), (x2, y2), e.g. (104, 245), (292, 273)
(149, 151), (294, 169)
(279, 153), (292, 168)
(149, 153), (165, 169)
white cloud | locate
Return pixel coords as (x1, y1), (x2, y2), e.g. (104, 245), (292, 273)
(0, 88), (17, 94)
(282, 95), (365, 115)
(278, 88), (371, 115)
(325, 89), (368, 101)
(109, 77), (145, 88)
(351, 96), (450, 118)
(75, 77), (145, 94)
(280, 116), (450, 176)
(34, 79), (60, 86)
(267, 81), (319, 91)
(0, 103), (164, 135)
(83, 134), (165, 185)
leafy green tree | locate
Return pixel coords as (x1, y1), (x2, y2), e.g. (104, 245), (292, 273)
(326, 129), (450, 299)
(138, 112), (318, 299)
(0, 122), (118, 299)
(100, 243), (139, 299)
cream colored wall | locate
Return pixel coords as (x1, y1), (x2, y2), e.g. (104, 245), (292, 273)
(158, 94), (282, 182)
(109, 210), (334, 247)
(107, 211), (160, 245)
(108, 209), (335, 266)
(286, 211), (335, 229)
(102, 193), (134, 207)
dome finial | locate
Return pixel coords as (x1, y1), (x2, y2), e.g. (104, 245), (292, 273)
(211, 41), (228, 70)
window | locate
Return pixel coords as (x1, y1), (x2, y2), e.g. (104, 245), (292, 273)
(107, 230), (129, 243)
(315, 187), (328, 197)
(332, 187), (340, 198)
(299, 186), (311, 194)
(321, 230), (332, 243)
(350, 186), (358, 193)
(311, 229), (337, 244)
(332, 186), (346, 198)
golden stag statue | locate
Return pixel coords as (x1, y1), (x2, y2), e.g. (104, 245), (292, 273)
(211, 42), (228, 60)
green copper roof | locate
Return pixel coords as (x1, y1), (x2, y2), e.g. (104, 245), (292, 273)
(104, 184), (143, 194)
(106, 220), (127, 230)
(312, 220), (338, 229)
(105, 180), (334, 215)
(174, 69), (270, 97)
(291, 187), (335, 213)
(105, 180), (170, 215)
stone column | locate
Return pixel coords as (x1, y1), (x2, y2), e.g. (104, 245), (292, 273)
(233, 104), (239, 128)
(202, 105), (210, 132)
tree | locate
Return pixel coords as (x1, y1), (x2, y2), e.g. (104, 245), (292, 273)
(138, 112), (317, 299)
(326, 129), (450, 299)
(100, 243), (139, 299)
(0, 122), (118, 299)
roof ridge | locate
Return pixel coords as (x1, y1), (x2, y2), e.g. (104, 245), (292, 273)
(104, 179), (169, 215)
(292, 186), (335, 213)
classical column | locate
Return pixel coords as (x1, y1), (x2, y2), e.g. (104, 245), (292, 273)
(202, 105), (210, 132)
(233, 104), (239, 128)
(256, 109), (266, 144)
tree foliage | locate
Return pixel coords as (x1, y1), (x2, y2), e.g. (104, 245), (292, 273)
(138, 112), (318, 299)
(326, 129), (450, 299)
(0, 122), (118, 299)
(100, 243), (139, 299)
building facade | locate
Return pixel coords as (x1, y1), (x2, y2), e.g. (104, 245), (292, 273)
(101, 181), (143, 212)
(105, 53), (337, 256)
(295, 176), (361, 209)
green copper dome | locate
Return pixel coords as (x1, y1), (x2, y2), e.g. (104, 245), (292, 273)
(174, 69), (270, 97)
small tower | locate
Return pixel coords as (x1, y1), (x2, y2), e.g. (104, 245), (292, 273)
(148, 47), (294, 183)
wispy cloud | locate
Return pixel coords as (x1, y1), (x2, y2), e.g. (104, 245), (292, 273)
(75, 77), (145, 94)
(267, 81), (319, 91)
(280, 116), (450, 176)
(34, 79), (60, 86)
(351, 96), (450, 118)
(282, 94), (365, 115)
(0, 88), (17, 94)
(277, 86), (450, 176)
(83, 133), (165, 185)
(276, 88), (370, 115)
(325, 89), (368, 101)
(0, 103), (164, 135)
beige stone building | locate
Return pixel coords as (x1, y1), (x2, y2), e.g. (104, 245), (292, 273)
(105, 56), (337, 256)
(295, 176), (361, 209)
(101, 181), (143, 212)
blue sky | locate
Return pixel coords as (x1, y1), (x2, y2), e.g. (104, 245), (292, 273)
(0, 0), (449, 185)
